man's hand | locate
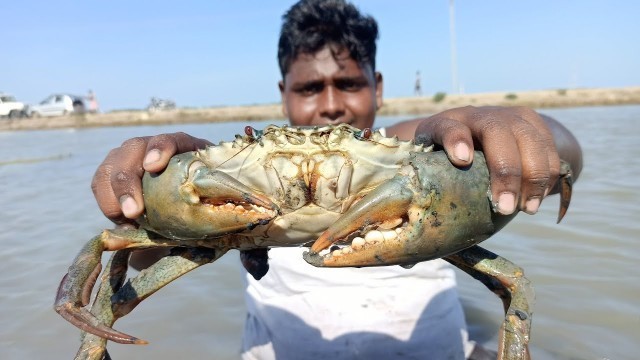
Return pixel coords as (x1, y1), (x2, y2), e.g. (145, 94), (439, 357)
(91, 132), (212, 224)
(403, 106), (581, 216)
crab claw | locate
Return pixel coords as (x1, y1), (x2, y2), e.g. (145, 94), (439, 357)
(305, 176), (415, 266)
(304, 151), (506, 268)
(141, 154), (279, 239)
(556, 160), (573, 224)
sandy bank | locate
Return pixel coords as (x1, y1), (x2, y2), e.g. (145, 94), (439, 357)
(2, 86), (639, 132)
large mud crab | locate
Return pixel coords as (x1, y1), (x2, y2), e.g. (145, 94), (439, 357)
(55, 124), (572, 360)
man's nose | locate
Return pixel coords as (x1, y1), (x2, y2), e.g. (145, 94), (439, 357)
(319, 87), (345, 122)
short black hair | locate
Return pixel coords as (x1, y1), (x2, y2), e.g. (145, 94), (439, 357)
(278, 0), (379, 78)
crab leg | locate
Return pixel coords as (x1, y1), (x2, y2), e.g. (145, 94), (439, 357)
(75, 247), (225, 360)
(444, 246), (534, 360)
(55, 229), (191, 344)
(113, 247), (226, 319)
(75, 249), (130, 360)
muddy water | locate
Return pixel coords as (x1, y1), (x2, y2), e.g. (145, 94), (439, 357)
(1, 106), (638, 359)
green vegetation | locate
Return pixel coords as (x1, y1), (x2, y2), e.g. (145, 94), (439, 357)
(557, 89), (567, 96)
(505, 93), (518, 100)
(432, 92), (447, 103)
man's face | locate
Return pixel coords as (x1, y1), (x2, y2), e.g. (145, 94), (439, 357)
(279, 45), (383, 130)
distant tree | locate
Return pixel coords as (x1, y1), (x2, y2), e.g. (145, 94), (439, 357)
(433, 92), (447, 103)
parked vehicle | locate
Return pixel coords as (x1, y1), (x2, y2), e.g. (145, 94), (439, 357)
(27, 94), (85, 117)
(0, 93), (27, 119)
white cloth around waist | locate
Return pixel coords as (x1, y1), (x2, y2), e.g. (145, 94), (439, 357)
(241, 247), (474, 360)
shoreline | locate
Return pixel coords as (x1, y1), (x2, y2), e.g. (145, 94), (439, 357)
(2, 86), (639, 132)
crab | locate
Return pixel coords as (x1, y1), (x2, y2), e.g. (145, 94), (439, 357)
(55, 124), (572, 360)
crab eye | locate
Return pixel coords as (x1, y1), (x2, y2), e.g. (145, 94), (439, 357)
(355, 128), (372, 140)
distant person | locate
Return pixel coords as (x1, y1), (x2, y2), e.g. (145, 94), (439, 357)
(415, 70), (422, 96)
(90, 1), (583, 359)
(87, 90), (99, 113)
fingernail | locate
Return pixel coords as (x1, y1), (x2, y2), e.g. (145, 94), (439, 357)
(120, 195), (139, 218)
(144, 149), (161, 166)
(497, 192), (516, 215)
(453, 142), (471, 162)
(524, 197), (541, 215)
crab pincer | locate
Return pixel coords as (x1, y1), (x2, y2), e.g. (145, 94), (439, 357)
(556, 159), (574, 223)
(304, 151), (506, 268)
(141, 155), (280, 239)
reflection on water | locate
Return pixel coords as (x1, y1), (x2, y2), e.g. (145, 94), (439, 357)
(0, 153), (72, 166)
(1, 107), (638, 359)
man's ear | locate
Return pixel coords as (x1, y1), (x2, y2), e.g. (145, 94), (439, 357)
(375, 72), (383, 110)
(279, 80), (289, 117)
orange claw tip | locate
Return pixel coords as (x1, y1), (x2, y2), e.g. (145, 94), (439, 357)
(309, 235), (333, 253)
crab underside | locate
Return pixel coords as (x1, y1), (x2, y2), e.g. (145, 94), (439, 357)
(55, 124), (573, 360)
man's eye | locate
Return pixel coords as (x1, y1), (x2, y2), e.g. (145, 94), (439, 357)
(338, 81), (363, 91)
(297, 84), (323, 96)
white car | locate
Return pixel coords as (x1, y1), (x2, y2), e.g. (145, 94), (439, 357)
(0, 93), (26, 119)
(27, 94), (85, 117)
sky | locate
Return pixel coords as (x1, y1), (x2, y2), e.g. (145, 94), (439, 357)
(2, 1), (639, 112)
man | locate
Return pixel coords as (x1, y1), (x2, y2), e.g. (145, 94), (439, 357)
(92, 1), (582, 359)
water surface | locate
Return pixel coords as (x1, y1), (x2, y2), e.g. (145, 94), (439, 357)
(1, 106), (638, 359)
